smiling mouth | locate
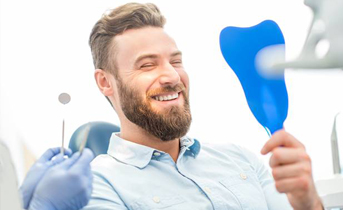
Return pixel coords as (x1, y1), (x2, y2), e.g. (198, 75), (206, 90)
(152, 92), (179, 101)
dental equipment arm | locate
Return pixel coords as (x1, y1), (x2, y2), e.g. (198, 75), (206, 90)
(275, 0), (343, 70)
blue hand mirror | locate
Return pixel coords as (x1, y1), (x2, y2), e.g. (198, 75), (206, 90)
(220, 20), (288, 135)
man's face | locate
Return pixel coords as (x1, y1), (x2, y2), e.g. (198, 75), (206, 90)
(113, 27), (191, 141)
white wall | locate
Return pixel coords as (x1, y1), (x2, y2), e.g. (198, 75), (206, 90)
(1, 0), (342, 183)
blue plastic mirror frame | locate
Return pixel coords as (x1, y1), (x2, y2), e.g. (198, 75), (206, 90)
(220, 20), (288, 135)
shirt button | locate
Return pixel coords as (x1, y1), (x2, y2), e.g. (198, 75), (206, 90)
(153, 196), (160, 203)
(204, 187), (211, 194)
(240, 173), (247, 180)
(153, 152), (161, 156)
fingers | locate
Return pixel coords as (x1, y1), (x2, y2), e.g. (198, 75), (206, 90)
(75, 149), (94, 166)
(269, 147), (310, 167)
(261, 130), (304, 155)
(52, 149), (94, 171)
(272, 162), (312, 180)
(56, 152), (81, 169)
(38, 147), (72, 163)
(80, 148), (95, 164)
(275, 176), (311, 193)
(38, 147), (62, 163)
(260, 131), (322, 209)
(50, 154), (65, 166)
(70, 149), (94, 172)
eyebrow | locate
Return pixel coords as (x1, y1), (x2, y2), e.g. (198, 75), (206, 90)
(171, 50), (182, 57)
(134, 54), (158, 66)
(134, 51), (183, 66)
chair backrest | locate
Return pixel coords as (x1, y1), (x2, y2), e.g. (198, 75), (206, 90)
(69, 121), (120, 156)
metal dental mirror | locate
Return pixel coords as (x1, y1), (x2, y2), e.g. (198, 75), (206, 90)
(58, 93), (71, 155)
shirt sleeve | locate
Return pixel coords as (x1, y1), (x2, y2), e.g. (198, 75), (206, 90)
(236, 145), (293, 210)
(82, 170), (128, 210)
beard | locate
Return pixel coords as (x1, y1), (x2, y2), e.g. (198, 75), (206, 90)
(116, 78), (192, 141)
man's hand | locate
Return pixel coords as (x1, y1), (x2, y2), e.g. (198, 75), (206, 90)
(261, 130), (323, 210)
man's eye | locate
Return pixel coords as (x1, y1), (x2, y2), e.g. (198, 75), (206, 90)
(171, 60), (183, 66)
(141, 64), (154, 68)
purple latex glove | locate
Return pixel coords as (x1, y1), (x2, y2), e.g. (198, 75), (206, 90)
(20, 147), (72, 209)
(28, 148), (94, 210)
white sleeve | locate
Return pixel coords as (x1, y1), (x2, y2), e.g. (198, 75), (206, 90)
(0, 141), (23, 210)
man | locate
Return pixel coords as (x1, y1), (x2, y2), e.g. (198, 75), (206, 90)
(84, 3), (323, 209)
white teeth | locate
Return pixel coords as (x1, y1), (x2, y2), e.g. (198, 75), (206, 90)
(153, 93), (179, 101)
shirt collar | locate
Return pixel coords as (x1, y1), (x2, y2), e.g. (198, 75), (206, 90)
(180, 136), (201, 158)
(107, 133), (201, 168)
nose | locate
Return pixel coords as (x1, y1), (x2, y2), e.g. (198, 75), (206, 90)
(158, 63), (180, 87)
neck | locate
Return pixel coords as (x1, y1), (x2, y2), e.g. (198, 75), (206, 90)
(119, 121), (180, 162)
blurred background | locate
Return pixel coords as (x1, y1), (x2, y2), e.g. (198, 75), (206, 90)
(1, 0), (343, 184)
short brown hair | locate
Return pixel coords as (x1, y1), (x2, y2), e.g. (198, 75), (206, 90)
(89, 3), (166, 77)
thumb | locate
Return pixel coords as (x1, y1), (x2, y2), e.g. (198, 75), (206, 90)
(38, 147), (72, 163)
(55, 152), (81, 170)
(70, 149), (94, 172)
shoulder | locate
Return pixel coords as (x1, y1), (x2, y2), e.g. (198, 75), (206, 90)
(89, 154), (127, 196)
(91, 153), (128, 171)
(90, 154), (124, 181)
(91, 154), (117, 167)
(201, 142), (259, 161)
(84, 154), (128, 209)
(90, 154), (142, 183)
(199, 142), (264, 172)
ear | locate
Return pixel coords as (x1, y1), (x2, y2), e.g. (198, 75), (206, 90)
(94, 69), (115, 97)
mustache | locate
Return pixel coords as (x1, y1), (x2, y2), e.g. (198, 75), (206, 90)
(147, 83), (186, 98)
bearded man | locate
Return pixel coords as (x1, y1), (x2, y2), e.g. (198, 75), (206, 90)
(83, 3), (323, 210)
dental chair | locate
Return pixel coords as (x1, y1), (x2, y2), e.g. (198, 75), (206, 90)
(68, 121), (120, 156)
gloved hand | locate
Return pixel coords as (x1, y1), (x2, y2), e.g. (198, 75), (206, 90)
(20, 147), (72, 209)
(28, 148), (94, 210)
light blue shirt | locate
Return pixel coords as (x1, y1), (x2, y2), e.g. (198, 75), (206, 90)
(83, 133), (292, 210)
